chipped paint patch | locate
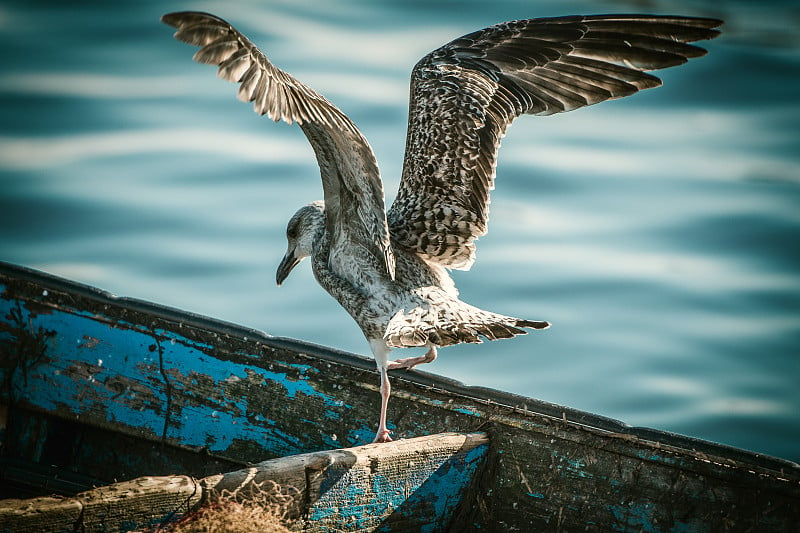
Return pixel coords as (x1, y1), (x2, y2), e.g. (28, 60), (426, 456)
(310, 442), (488, 531)
(551, 450), (593, 480)
(637, 450), (680, 467)
(452, 406), (482, 417)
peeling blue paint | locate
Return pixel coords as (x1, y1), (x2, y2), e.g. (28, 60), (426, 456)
(309, 443), (488, 531)
(0, 297), (351, 457)
(452, 407), (482, 417)
(286, 363), (314, 373)
(637, 450), (680, 467)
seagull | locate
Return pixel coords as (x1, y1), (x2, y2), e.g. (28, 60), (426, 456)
(162, 12), (721, 443)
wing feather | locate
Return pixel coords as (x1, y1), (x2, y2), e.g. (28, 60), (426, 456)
(162, 11), (395, 280)
(388, 14), (721, 269)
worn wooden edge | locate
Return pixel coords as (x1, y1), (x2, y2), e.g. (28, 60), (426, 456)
(0, 496), (82, 533)
(0, 475), (200, 533)
(204, 431), (490, 530)
(203, 431), (489, 493)
(2, 261), (797, 478)
(0, 432), (488, 532)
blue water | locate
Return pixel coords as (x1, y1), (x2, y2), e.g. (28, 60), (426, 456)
(1, 0), (798, 462)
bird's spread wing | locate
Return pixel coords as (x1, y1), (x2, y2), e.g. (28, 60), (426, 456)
(387, 14), (722, 270)
(162, 12), (395, 279)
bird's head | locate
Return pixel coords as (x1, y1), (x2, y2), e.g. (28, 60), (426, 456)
(276, 201), (325, 286)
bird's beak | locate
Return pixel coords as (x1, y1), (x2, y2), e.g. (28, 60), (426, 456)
(276, 250), (300, 287)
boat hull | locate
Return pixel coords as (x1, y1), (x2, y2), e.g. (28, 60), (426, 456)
(1, 262), (798, 531)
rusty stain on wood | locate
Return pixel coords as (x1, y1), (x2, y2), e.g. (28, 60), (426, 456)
(1, 262), (799, 532)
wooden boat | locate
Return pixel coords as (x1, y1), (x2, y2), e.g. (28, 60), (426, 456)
(1, 261), (798, 532)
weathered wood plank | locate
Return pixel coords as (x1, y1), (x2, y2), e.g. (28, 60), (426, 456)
(0, 476), (200, 533)
(0, 496), (81, 533)
(79, 476), (200, 532)
(204, 432), (488, 531)
(0, 433), (487, 532)
(1, 262), (799, 531)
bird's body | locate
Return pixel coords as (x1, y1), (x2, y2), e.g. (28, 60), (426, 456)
(163, 11), (721, 442)
(283, 201), (544, 441)
(297, 202), (541, 349)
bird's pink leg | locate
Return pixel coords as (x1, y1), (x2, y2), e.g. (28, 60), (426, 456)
(387, 345), (438, 371)
(374, 346), (438, 442)
(373, 366), (393, 443)
(369, 340), (394, 443)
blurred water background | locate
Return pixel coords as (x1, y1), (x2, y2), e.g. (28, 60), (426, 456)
(1, 0), (798, 461)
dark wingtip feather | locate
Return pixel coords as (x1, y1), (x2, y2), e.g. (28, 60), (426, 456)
(518, 319), (551, 330)
(160, 12), (176, 27)
(161, 11), (218, 29)
(161, 12), (186, 28)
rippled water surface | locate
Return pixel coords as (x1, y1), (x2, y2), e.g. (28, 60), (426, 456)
(1, 0), (798, 461)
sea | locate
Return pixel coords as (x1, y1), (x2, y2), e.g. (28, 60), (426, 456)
(1, 0), (798, 462)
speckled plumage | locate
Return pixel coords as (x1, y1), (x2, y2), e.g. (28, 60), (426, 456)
(163, 12), (721, 442)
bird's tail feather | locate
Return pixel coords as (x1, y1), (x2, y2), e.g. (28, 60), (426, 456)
(384, 305), (549, 348)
